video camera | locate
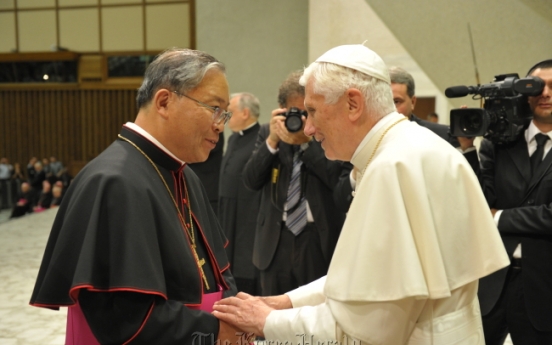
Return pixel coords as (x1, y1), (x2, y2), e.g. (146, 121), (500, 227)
(446, 73), (544, 144)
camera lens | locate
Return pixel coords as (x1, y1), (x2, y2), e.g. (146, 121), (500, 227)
(461, 112), (484, 134)
(283, 107), (307, 133)
(285, 115), (303, 132)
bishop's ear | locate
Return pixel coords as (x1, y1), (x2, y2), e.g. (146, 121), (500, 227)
(153, 89), (172, 119)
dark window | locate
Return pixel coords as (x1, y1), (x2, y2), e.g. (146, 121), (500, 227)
(0, 60), (78, 83)
(107, 55), (156, 78)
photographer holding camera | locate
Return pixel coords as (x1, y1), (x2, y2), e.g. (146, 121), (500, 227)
(456, 59), (552, 345)
(243, 70), (345, 296)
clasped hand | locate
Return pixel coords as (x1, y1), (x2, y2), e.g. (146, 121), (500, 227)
(213, 292), (292, 338)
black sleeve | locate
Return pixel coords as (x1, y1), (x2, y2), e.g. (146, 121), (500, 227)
(243, 125), (275, 192)
(80, 290), (219, 345)
(477, 139), (498, 207)
(478, 139), (552, 237)
(463, 149), (480, 174)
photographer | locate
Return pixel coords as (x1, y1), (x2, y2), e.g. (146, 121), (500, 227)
(243, 70), (345, 296)
(460, 59), (552, 344)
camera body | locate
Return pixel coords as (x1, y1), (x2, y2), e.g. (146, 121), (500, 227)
(282, 107), (308, 133)
(446, 73), (544, 144)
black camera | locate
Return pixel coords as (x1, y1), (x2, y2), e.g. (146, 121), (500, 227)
(446, 73), (544, 144)
(282, 107), (307, 133)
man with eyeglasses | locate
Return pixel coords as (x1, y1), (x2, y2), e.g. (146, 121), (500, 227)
(30, 48), (246, 345)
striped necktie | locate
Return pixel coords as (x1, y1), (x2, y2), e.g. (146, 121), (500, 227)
(285, 148), (307, 235)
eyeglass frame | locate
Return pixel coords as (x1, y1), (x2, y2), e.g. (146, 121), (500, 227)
(172, 90), (232, 125)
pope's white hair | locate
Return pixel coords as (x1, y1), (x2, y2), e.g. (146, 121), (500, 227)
(299, 62), (395, 120)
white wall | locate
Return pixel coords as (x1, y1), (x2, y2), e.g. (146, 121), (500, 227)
(308, 0), (453, 124)
(196, 0), (309, 134)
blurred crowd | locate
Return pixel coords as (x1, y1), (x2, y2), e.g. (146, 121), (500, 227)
(0, 156), (72, 220)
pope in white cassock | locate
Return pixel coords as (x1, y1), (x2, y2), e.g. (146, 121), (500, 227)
(213, 44), (510, 345)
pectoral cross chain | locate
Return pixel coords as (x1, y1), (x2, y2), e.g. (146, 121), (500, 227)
(192, 244), (210, 290)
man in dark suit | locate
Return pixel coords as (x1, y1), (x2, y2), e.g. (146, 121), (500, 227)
(462, 59), (552, 344)
(389, 66), (460, 147)
(243, 71), (345, 296)
(218, 92), (262, 295)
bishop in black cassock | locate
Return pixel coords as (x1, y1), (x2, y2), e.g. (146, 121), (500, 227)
(219, 125), (261, 294)
(218, 92), (262, 295)
(30, 48), (241, 345)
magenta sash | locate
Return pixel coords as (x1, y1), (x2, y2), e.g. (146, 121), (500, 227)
(188, 289), (223, 312)
(65, 290), (224, 345)
(65, 302), (100, 345)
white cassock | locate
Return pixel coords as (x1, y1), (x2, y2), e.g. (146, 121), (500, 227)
(263, 112), (509, 345)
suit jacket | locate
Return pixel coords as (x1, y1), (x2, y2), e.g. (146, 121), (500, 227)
(476, 136), (552, 331)
(188, 132), (224, 213)
(218, 123), (262, 279)
(410, 114), (460, 147)
(243, 124), (345, 270)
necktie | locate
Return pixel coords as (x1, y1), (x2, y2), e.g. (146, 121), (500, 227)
(285, 148), (307, 236)
(530, 133), (550, 175)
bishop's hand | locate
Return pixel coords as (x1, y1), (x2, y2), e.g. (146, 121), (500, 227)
(217, 319), (254, 345)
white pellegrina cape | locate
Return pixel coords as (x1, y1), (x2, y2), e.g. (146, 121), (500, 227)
(264, 112), (509, 345)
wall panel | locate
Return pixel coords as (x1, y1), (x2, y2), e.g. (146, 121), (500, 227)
(146, 3), (190, 50)
(0, 87), (137, 177)
(18, 10), (57, 52)
(0, 12), (16, 53)
(59, 8), (100, 52)
(102, 6), (143, 51)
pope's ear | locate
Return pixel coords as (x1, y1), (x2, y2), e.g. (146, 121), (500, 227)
(153, 89), (172, 118)
(346, 88), (364, 122)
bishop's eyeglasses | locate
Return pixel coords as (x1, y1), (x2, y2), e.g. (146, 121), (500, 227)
(172, 91), (232, 125)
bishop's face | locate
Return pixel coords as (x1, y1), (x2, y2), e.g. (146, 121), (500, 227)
(528, 68), (552, 127)
(168, 69), (229, 163)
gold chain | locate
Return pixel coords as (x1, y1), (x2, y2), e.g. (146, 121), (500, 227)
(118, 134), (209, 289)
(358, 117), (407, 189)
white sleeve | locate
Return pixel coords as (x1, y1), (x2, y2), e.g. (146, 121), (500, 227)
(264, 295), (426, 345)
(285, 276), (326, 308)
(264, 302), (337, 344)
(266, 140), (279, 154)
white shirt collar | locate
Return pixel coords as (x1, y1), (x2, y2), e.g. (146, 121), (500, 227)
(124, 122), (186, 166)
(238, 121), (258, 136)
(526, 121), (552, 144)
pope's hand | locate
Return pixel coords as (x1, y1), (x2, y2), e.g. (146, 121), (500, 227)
(213, 292), (274, 337)
(258, 294), (292, 310)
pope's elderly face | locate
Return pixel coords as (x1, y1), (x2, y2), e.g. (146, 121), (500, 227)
(303, 78), (349, 161)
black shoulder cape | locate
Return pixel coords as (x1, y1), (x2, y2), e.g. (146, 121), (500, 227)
(31, 126), (235, 308)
